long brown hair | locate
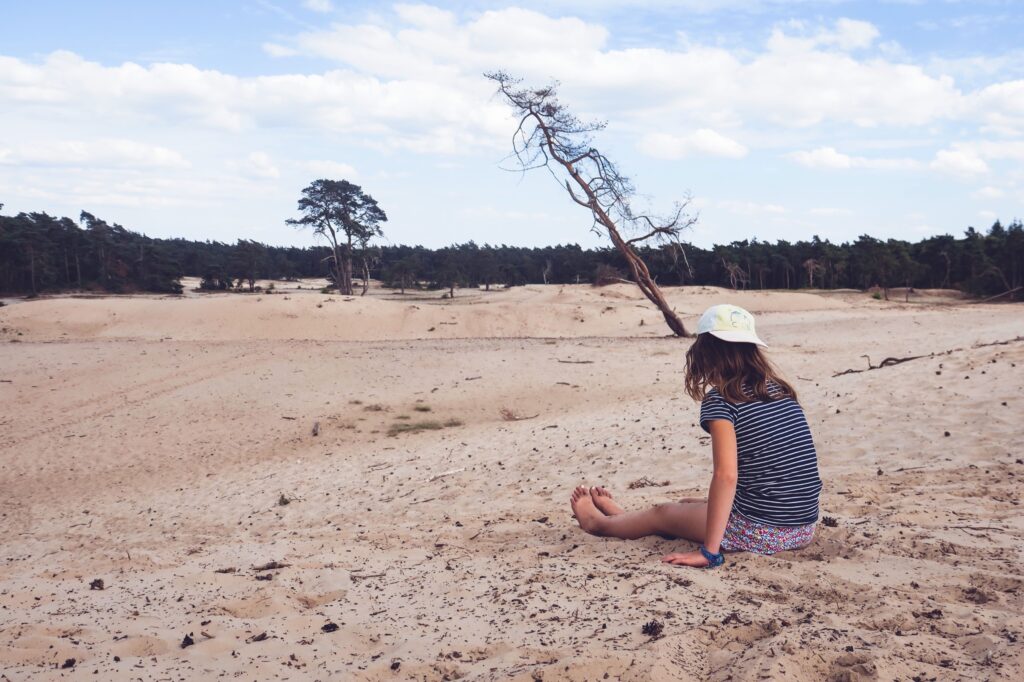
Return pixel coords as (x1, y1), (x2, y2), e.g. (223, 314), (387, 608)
(684, 333), (797, 403)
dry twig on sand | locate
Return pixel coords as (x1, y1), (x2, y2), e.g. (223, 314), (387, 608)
(429, 467), (465, 482)
(252, 560), (290, 571)
(833, 336), (1023, 377)
(627, 477), (670, 489)
(833, 354), (927, 377)
(500, 407), (539, 421)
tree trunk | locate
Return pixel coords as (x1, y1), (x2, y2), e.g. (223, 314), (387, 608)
(75, 250), (82, 288)
(28, 245), (37, 294)
(602, 215), (686, 335)
(555, 159), (687, 336)
(361, 258), (369, 296)
(343, 256), (353, 295)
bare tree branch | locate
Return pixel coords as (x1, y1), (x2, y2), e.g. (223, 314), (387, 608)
(486, 70), (695, 336)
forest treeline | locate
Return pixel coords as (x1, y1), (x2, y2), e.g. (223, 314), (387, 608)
(1, 207), (1022, 299)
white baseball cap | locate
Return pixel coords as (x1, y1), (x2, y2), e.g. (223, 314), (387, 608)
(696, 304), (767, 347)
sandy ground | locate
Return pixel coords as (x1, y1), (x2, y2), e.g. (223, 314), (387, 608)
(0, 283), (1021, 681)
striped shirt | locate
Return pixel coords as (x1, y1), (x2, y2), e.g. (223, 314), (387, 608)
(699, 383), (821, 526)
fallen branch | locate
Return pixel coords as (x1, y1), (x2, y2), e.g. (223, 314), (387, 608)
(833, 354), (927, 377)
(833, 336), (1024, 377)
(429, 467), (465, 482)
(971, 286), (1021, 304)
(252, 560), (290, 571)
(557, 359), (594, 364)
(974, 335), (1023, 348)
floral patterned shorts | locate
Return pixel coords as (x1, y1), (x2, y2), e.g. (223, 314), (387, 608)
(720, 511), (815, 555)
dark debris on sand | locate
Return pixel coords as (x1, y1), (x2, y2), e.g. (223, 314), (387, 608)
(627, 477), (670, 489)
(641, 619), (664, 639)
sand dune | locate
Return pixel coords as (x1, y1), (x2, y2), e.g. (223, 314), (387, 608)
(0, 283), (855, 342)
(0, 285), (1021, 680)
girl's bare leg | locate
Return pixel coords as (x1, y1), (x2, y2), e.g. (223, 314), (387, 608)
(570, 486), (707, 542)
(590, 487), (625, 515)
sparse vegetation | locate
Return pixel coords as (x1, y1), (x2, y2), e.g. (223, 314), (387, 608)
(413, 405), (432, 412)
(387, 420), (444, 436)
(387, 418), (463, 437)
(363, 404), (385, 412)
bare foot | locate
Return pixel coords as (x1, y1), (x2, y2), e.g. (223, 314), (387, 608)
(590, 487), (625, 516)
(570, 486), (605, 535)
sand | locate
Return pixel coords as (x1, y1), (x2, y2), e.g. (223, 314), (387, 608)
(0, 283), (1021, 681)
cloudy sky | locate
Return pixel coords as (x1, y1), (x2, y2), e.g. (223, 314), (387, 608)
(1, 1), (1022, 248)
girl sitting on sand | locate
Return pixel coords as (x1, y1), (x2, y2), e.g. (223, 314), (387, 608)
(570, 304), (822, 568)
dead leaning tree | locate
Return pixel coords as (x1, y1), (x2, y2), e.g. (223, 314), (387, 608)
(487, 71), (695, 337)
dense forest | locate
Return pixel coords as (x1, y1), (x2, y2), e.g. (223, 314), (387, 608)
(1, 206), (1022, 300)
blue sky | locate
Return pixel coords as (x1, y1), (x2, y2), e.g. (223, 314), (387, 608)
(1, 1), (1022, 249)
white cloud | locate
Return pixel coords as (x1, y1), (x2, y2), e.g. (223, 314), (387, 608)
(930, 148), (989, 176)
(808, 207), (854, 217)
(786, 146), (919, 170)
(263, 42), (299, 57)
(394, 4), (457, 30)
(717, 200), (786, 215)
(787, 146), (852, 169)
(302, 0), (333, 13)
(230, 152), (280, 179)
(0, 138), (190, 169)
(638, 129), (747, 159)
(972, 186), (1004, 199)
(766, 18), (880, 53)
(2, 12), (1014, 162)
(304, 160), (358, 178)
(279, 13), (966, 129)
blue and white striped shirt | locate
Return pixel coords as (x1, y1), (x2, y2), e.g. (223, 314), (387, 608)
(700, 384), (821, 526)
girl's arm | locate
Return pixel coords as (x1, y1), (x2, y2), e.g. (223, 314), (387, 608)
(703, 419), (739, 553)
(662, 419), (738, 567)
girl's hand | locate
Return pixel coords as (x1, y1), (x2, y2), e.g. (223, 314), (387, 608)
(661, 550), (710, 568)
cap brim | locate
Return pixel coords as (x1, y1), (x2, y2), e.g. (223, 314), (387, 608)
(708, 329), (768, 347)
